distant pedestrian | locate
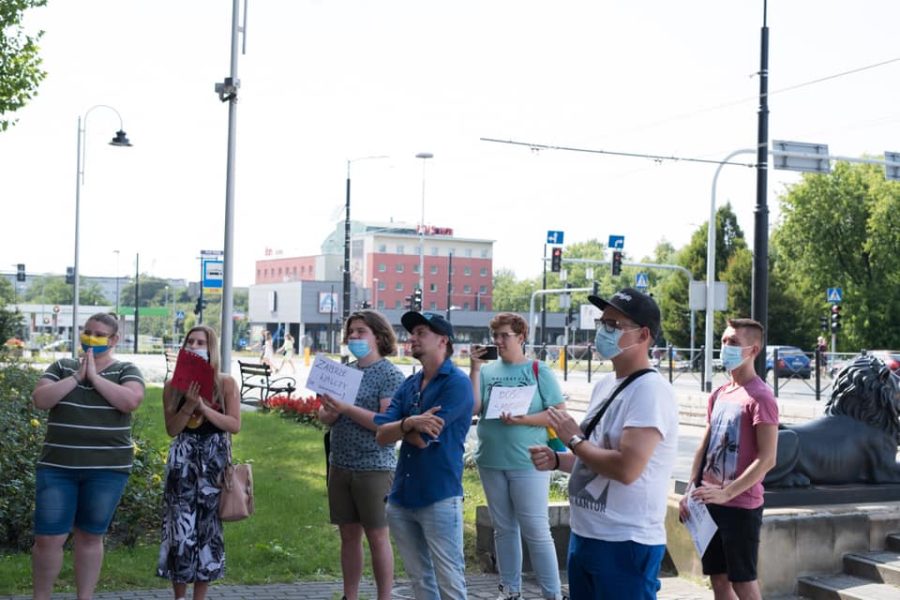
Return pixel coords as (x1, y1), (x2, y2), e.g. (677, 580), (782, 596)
(255, 330), (274, 369)
(375, 312), (474, 600)
(157, 325), (241, 600)
(680, 318), (778, 600)
(277, 332), (296, 373)
(30, 312), (145, 600)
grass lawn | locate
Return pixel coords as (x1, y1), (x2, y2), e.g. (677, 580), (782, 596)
(0, 385), (565, 594)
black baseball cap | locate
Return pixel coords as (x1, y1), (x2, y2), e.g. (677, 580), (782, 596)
(401, 311), (455, 341)
(588, 287), (661, 338)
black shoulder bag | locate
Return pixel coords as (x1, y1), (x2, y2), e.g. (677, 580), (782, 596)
(582, 368), (655, 440)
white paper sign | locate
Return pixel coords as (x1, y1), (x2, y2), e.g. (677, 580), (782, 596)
(305, 354), (363, 404)
(683, 493), (718, 558)
(484, 385), (536, 419)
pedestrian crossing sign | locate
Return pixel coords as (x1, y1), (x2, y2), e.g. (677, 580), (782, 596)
(826, 287), (842, 303)
(635, 272), (649, 289)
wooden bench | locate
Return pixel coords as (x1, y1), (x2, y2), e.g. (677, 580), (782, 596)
(164, 349), (179, 381)
(238, 361), (296, 405)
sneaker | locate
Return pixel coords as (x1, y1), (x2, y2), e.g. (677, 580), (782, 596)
(497, 584), (521, 600)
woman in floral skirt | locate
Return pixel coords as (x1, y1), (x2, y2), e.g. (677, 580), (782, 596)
(156, 326), (241, 600)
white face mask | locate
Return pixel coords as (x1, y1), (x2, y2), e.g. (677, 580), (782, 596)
(186, 347), (209, 361)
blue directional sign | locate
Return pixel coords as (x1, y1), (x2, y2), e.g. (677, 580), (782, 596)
(826, 287), (843, 303)
(546, 230), (564, 245)
(635, 272), (649, 289)
(608, 235), (625, 250)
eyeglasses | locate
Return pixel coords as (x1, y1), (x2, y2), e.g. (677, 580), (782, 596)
(595, 318), (640, 334)
(492, 332), (519, 341)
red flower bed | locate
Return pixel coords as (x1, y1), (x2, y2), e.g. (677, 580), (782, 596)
(262, 394), (323, 428)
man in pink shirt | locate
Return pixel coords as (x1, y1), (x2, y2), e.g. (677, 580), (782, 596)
(680, 318), (779, 600)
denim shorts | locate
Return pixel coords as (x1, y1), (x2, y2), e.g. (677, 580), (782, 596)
(34, 467), (130, 536)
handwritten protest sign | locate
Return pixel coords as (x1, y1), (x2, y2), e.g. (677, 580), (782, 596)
(484, 385), (536, 419)
(305, 354), (363, 404)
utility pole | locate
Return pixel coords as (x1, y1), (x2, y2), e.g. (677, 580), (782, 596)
(752, 0), (770, 377)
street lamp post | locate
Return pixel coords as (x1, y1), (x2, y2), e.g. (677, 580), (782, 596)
(344, 155), (388, 334)
(372, 277), (379, 309)
(704, 148), (755, 390)
(71, 106), (132, 358)
(415, 152), (433, 307)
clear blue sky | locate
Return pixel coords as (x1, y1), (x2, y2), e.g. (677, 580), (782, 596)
(2, 0), (898, 286)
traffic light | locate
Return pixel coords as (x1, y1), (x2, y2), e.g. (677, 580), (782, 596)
(361, 300), (371, 309)
(405, 295), (415, 311)
(830, 304), (842, 333)
(550, 247), (562, 273)
(16, 264), (25, 282)
(611, 251), (623, 276)
(413, 288), (423, 311)
(592, 280), (599, 296)
(65, 266), (75, 285)
(194, 297), (208, 316)
(819, 315), (828, 331)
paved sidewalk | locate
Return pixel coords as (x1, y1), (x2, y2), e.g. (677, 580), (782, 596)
(6, 572), (713, 599)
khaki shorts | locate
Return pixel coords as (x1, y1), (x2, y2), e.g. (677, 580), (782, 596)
(327, 465), (393, 529)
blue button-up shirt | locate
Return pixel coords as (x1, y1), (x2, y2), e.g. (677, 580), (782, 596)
(374, 358), (474, 509)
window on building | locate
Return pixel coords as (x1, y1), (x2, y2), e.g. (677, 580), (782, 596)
(481, 248), (489, 258)
(395, 282), (404, 291)
(430, 265), (438, 275)
(430, 301), (437, 310)
(377, 300), (385, 310)
(479, 285), (487, 294)
(465, 248), (473, 257)
(395, 300), (402, 309)
(395, 264), (404, 273)
(377, 280), (386, 290)
(396, 245), (404, 255)
(378, 263), (386, 272)
(463, 302), (470, 310)
(378, 243), (387, 252)
(429, 283), (438, 292)
(464, 267), (472, 276)
(413, 264), (420, 274)
(464, 285), (472, 294)
(480, 267), (488, 277)
(431, 246), (439, 256)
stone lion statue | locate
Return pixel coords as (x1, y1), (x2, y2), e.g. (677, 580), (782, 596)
(763, 354), (900, 488)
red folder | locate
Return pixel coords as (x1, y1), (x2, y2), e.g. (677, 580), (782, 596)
(171, 348), (216, 404)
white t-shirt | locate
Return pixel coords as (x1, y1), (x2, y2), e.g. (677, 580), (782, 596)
(568, 370), (678, 546)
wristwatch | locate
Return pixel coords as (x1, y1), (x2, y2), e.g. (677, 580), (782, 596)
(567, 434), (586, 452)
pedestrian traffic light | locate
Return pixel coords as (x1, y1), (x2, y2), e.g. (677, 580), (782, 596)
(830, 304), (842, 333)
(550, 247), (562, 273)
(413, 288), (423, 311)
(16, 264), (25, 282)
(65, 266), (75, 285)
(611, 251), (623, 276)
(819, 315), (828, 331)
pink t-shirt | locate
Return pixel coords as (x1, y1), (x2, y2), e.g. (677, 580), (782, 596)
(701, 376), (779, 509)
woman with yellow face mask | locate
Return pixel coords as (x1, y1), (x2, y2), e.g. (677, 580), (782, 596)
(30, 312), (146, 600)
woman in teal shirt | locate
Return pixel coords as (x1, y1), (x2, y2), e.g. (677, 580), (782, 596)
(470, 312), (566, 600)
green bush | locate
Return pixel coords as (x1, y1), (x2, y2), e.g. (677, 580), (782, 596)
(0, 360), (166, 552)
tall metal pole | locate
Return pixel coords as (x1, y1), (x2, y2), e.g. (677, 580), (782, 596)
(540, 243), (547, 358)
(198, 258), (205, 325)
(218, 0), (244, 371)
(71, 117), (83, 358)
(133, 253), (139, 354)
(415, 152), (433, 304)
(343, 162), (352, 327)
(752, 0), (770, 377)
(446, 251), (453, 320)
(114, 249), (120, 315)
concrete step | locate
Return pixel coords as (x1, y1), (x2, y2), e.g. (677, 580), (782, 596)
(843, 551), (900, 586)
(797, 573), (900, 599)
(886, 533), (900, 553)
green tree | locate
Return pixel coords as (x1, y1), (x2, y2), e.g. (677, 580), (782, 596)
(772, 161), (900, 350)
(120, 276), (171, 308)
(0, 278), (14, 304)
(23, 276), (108, 305)
(491, 269), (536, 312)
(0, 0), (48, 131)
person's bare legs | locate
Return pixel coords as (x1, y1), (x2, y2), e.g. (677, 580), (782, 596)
(339, 523), (365, 600)
(192, 581), (210, 600)
(72, 528), (104, 600)
(172, 582), (188, 599)
(710, 574), (740, 600)
(364, 526), (394, 600)
(731, 580), (762, 600)
(32, 534), (68, 600)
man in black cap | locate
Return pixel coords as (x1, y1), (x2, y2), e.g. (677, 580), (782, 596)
(530, 288), (678, 599)
(374, 311), (473, 600)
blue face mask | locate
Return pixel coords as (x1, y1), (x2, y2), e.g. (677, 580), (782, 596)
(595, 328), (625, 359)
(348, 339), (371, 360)
(721, 344), (748, 372)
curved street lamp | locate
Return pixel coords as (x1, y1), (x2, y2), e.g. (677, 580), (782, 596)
(71, 105), (132, 357)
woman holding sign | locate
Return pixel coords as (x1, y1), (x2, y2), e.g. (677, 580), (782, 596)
(157, 326), (241, 600)
(318, 310), (405, 600)
(470, 312), (566, 600)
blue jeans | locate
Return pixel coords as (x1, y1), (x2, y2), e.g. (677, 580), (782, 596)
(567, 533), (664, 600)
(34, 466), (129, 535)
(386, 496), (466, 600)
(479, 467), (561, 598)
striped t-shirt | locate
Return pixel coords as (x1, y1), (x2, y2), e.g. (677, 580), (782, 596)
(38, 358), (145, 473)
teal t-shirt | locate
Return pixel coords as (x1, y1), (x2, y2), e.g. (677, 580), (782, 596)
(475, 360), (565, 469)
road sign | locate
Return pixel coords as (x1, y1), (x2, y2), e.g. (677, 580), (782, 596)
(608, 235), (624, 249)
(635, 272), (649, 289)
(202, 258), (224, 296)
(546, 230), (564, 244)
(176, 310), (185, 320)
(826, 287), (842, 303)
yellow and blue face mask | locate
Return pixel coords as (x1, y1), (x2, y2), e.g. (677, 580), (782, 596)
(80, 334), (111, 354)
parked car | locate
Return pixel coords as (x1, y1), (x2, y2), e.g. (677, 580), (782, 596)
(868, 350), (900, 373)
(766, 345), (811, 379)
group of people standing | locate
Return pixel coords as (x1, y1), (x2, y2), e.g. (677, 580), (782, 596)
(29, 284), (779, 600)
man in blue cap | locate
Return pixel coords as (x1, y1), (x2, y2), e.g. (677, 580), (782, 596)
(375, 311), (474, 600)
